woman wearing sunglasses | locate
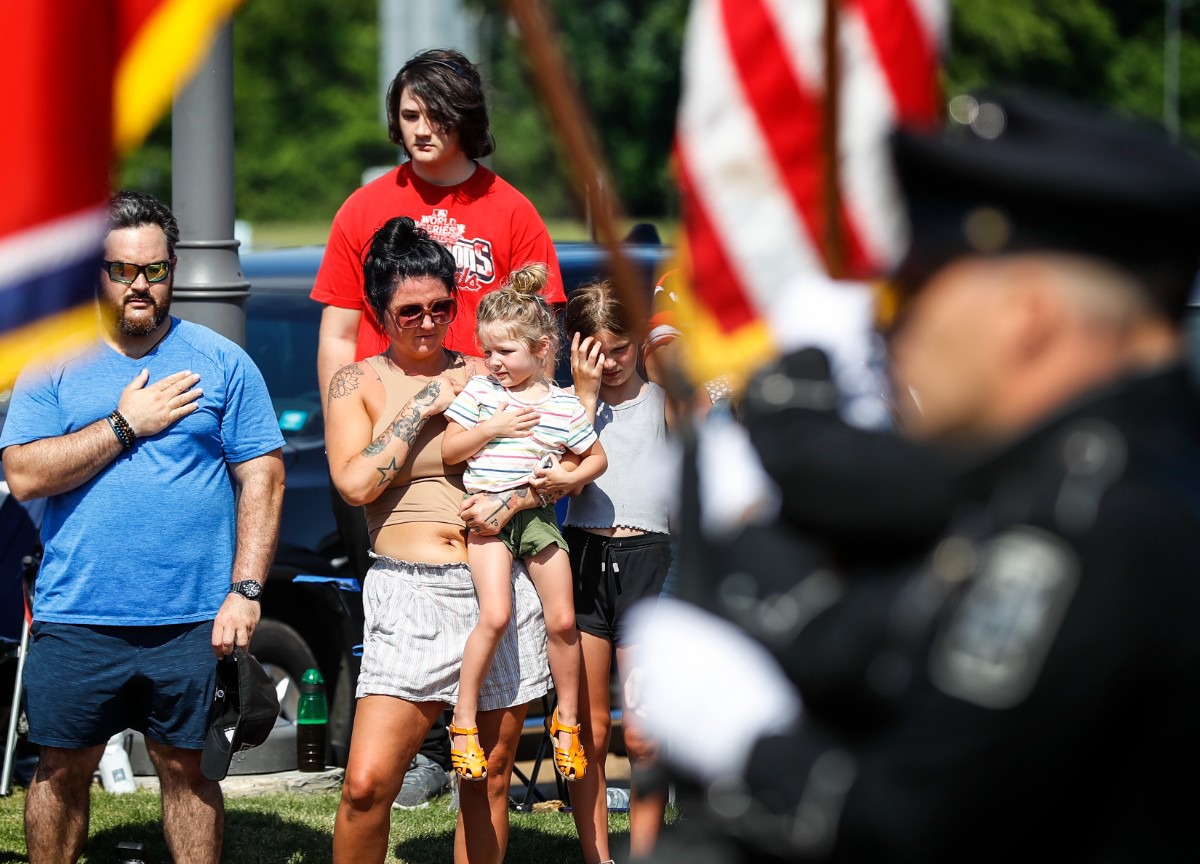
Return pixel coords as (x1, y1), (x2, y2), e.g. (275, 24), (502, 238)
(326, 216), (558, 864)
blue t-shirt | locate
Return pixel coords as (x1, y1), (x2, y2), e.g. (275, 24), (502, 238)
(0, 318), (285, 626)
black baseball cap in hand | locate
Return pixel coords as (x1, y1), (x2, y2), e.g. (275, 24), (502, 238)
(201, 646), (281, 781)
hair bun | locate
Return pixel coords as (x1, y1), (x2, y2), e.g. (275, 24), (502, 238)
(502, 262), (550, 298)
(367, 216), (428, 261)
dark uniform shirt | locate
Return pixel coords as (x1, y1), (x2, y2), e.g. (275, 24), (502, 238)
(664, 360), (1200, 864)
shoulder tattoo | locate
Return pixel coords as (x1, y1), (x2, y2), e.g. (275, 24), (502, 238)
(329, 364), (364, 400)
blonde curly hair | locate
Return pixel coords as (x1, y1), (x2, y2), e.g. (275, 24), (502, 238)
(475, 263), (560, 375)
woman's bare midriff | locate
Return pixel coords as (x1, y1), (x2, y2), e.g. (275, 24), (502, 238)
(374, 520), (469, 565)
(578, 525), (650, 538)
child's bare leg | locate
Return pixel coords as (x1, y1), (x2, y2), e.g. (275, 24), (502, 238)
(454, 535), (515, 755)
(571, 632), (614, 863)
(526, 545), (583, 743)
(616, 643), (667, 856)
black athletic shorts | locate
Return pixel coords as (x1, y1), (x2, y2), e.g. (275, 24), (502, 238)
(565, 526), (672, 645)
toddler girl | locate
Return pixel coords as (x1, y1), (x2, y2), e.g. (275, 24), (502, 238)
(442, 264), (607, 783)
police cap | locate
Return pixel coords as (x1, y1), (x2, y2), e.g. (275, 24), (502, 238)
(891, 90), (1200, 321)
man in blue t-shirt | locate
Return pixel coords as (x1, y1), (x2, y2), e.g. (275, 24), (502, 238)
(0, 191), (285, 864)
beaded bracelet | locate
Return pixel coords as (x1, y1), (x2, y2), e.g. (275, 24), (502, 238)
(105, 415), (130, 448)
(112, 410), (135, 445)
(107, 410), (135, 449)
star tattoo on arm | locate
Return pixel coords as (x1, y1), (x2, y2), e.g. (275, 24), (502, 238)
(375, 457), (401, 487)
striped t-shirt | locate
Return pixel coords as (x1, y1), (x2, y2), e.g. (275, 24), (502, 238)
(445, 375), (598, 493)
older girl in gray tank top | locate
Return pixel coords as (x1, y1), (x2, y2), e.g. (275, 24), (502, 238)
(546, 281), (673, 864)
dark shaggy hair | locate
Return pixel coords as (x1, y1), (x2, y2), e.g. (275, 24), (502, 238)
(385, 48), (495, 161)
(363, 216), (458, 324)
(107, 190), (180, 258)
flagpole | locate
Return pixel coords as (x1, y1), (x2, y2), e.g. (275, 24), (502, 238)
(504, 1), (704, 596)
(503, 0), (649, 334)
(822, 0), (845, 279)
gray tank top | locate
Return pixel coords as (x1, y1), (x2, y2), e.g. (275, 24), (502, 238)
(565, 381), (670, 534)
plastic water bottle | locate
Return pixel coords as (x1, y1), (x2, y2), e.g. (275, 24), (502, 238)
(99, 732), (137, 793)
(606, 786), (630, 812)
(296, 668), (328, 772)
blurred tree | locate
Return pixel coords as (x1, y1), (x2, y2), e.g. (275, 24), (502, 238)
(118, 0), (395, 224)
(228, 0), (395, 222)
(946, 0), (1200, 145)
(115, 0), (1196, 226)
(468, 0), (689, 221)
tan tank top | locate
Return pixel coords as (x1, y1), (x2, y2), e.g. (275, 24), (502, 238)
(362, 353), (471, 543)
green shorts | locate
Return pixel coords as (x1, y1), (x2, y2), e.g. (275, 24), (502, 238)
(502, 506), (569, 560)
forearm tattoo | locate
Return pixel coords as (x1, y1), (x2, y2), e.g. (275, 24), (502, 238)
(329, 364), (364, 400)
(482, 486), (531, 523)
(362, 380), (444, 485)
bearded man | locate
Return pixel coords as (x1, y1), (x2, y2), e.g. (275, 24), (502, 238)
(1, 190), (285, 864)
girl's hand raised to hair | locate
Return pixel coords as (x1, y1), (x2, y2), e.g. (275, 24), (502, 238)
(570, 332), (604, 404)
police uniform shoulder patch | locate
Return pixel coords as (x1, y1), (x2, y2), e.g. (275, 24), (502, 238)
(928, 526), (1078, 710)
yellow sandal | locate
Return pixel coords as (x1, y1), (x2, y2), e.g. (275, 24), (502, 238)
(547, 708), (588, 781)
(448, 723), (488, 781)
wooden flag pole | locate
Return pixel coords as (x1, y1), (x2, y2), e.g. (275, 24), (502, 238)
(822, 0), (846, 280)
(503, 0), (649, 334)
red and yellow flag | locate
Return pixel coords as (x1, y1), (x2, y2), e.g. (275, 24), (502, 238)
(0, 0), (239, 389)
(116, 0), (243, 155)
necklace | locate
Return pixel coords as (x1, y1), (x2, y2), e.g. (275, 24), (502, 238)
(382, 347), (459, 376)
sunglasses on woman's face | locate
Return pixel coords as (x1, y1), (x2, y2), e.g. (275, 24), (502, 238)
(392, 297), (457, 328)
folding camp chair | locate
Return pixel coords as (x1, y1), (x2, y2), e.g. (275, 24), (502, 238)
(1, 557), (35, 796)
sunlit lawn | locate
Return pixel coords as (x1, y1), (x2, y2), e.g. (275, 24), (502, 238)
(244, 218), (679, 251)
(0, 785), (643, 863)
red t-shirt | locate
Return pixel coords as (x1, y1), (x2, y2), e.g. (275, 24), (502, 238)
(311, 162), (565, 358)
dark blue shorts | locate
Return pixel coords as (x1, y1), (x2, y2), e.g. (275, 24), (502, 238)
(23, 620), (216, 750)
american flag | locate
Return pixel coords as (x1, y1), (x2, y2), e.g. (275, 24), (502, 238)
(673, 0), (947, 386)
(0, 0), (239, 389)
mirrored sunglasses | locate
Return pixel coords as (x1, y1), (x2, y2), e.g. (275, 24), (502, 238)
(103, 260), (172, 284)
(392, 298), (457, 328)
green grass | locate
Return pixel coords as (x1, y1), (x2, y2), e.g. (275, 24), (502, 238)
(0, 786), (640, 863)
(242, 218), (680, 251)
(245, 221), (333, 249)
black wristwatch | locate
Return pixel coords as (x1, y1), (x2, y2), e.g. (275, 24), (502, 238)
(229, 580), (263, 601)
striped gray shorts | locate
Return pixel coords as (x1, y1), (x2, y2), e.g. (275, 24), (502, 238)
(356, 554), (552, 710)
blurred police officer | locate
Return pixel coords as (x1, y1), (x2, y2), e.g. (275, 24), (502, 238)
(637, 91), (1200, 863)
